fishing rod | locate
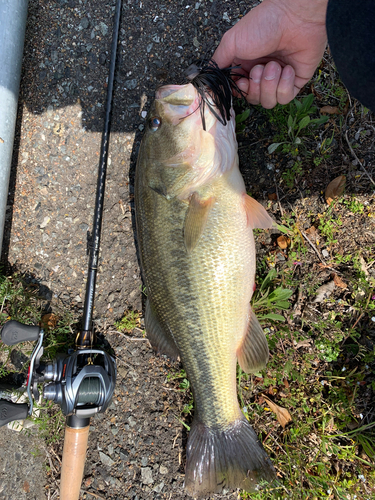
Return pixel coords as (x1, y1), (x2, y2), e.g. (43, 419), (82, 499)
(0, 1), (122, 498)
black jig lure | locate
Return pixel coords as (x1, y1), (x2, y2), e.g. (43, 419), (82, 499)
(184, 60), (246, 130)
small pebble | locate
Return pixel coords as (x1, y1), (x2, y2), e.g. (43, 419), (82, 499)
(159, 465), (168, 475)
(99, 22), (108, 36)
(99, 452), (115, 467)
(141, 467), (154, 485)
(80, 17), (90, 29)
(124, 79), (138, 90)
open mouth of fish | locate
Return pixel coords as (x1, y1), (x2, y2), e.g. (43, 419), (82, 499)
(155, 83), (218, 133)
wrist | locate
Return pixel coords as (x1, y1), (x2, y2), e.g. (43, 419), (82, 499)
(266, 0), (328, 25)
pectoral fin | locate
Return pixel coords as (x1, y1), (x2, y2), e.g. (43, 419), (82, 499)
(244, 194), (275, 229)
(145, 299), (180, 360)
(184, 193), (215, 253)
(237, 306), (269, 373)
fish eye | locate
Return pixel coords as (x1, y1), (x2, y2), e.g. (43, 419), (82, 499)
(149, 116), (161, 132)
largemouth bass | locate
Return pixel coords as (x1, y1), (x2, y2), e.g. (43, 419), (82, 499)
(135, 68), (276, 496)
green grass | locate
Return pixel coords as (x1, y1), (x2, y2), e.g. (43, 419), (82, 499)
(236, 214), (375, 499)
(114, 309), (140, 332)
(0, 269), (75, 441)
(0, 271), (42, 326)
(265, 94), (329, 157)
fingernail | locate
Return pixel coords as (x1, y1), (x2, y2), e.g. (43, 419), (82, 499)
(250, 65), (263, 83)
(281, 65), (294, 80)
(264, 62), (279, 81)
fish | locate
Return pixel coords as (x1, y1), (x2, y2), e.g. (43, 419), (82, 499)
(135, 63), (276, 497)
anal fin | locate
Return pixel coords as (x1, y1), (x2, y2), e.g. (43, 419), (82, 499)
(145, 299), (180, 360)
(237, 306), (269, 373)
(243, 194), (275, 229)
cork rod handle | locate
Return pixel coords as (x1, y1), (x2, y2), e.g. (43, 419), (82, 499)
(60, 425), (90, 500)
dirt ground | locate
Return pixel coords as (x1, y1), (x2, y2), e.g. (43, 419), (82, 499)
(1, 0), (374, 499)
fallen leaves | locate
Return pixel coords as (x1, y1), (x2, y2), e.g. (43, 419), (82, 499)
(40, 313), (59, 330)
(333, 273), (347, 289)
(277, 235), (291, 249)
(358, 255), (370, 277)
(268, 192), (277, 201)
(295, 338), (313, 349)
(325, 175), (346, 205)
(320, 105), (341, 115)
(263, 395), (292, 428)
(313, 280), (335, 303)
(305, 226), (319, 245)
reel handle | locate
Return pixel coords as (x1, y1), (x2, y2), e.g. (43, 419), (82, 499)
(0, 400), (28, 426)
(1, 320), (40, 345)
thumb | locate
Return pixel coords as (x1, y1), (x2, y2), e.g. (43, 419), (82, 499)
(212, 29), (237, 68)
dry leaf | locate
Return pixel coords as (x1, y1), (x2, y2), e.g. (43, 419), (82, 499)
(263, 395), (292, 428)
(326, 416), (335, 433)
(313, 280), (335, 303)
(358, 255), (369, 276)
(320, 105), (341, 115)
(40, 313), (59, 330)
(268, 192), (277, 201)
(305, 226), (317, 235)
(267, 386), (277, 396)
(333, 273), (347, 289)
(325, 175), (346, 205)
(305, 226), (320, 245)
(277, 235), (291, 249)
(295, 339), (313, 349)
(347, 421), (359, 430)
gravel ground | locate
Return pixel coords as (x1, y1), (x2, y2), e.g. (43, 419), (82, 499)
(1, 1), (260, 499)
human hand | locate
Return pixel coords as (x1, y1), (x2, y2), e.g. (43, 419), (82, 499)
(213, 0), (328, 108)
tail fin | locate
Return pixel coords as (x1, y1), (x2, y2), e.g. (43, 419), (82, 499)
(184, 417), (275, 497)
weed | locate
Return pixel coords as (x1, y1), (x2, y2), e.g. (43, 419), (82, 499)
(0, 270), (75, 444)
(235, 107), (250, 134)
(252, 268), (294, 322)
(318, 207), (343, 245)
(0, 273), (42, 327)
(313, 133), (335, 166)
(281, 160), (303, 189)
(267, 94), (328, 155)
(32, 400), (65, 445)
(115, 310), (140, 332)
(343, 197), (365, 214)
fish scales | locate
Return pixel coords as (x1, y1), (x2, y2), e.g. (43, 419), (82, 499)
(135, 81), (275, 496)
(139, 172), (251, 423)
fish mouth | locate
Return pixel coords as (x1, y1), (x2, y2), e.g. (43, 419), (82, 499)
(156, 84), (197, 105)
(156, 84), (217, 130)
(155, 62), (243, 131)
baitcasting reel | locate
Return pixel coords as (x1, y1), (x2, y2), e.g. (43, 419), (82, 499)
(0, 320), (116, 427)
